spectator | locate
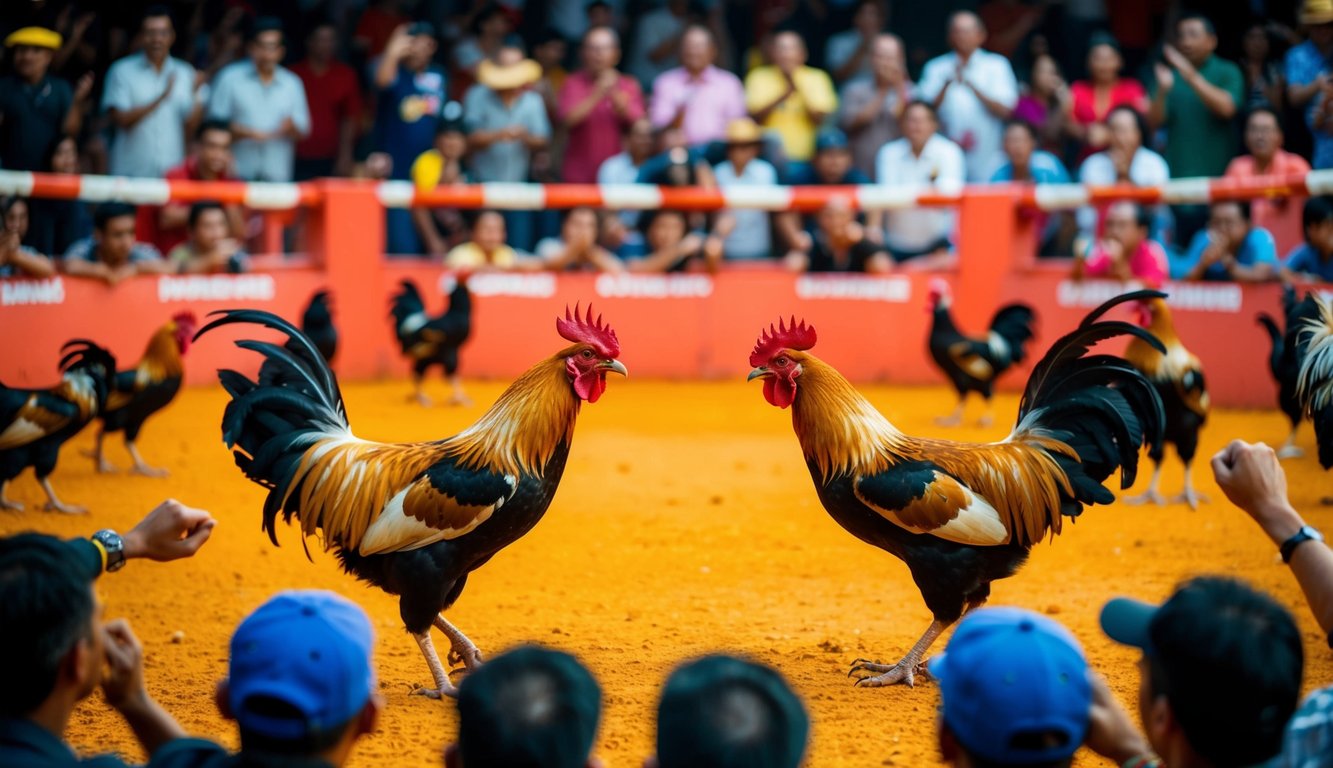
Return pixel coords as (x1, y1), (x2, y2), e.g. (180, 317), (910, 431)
(1281, 196), (1333, 282)
(705, 118), (780, 263)
(0, 197), (56, 278)
(826, 0), (886, 84)
(168, 202), (248, 274)
(872, 101), (964, 268)
(931, 607), (1092, 768)
(208, 18), (310, 183)
(1100, 576), (1302, 768)
(62, 203), (170, 285)
(1224, 108), (1311, 254)
(0, 499), (214, 766)
(1013, 54), (1070, 155)
(1288, 0), (1333, 168)
(452, 4), (515, 81)
(464, 47), (550, 251)
(1076, 106), (1170, 239)
(1066, 34), (1148, 159)
(993, 120), (1074, 256)
(630, 210), (707, 273)
(103, 6), (200, 179)
(353, 0), (409, 61)
(373, 22), (445, 254)
(1173, 200), (1279, 282)
(627, 0), (691, 89)
(148, 591), (382, 768)
(445, 211), (527, 271)
(140, 120), (244, 257)
(838, 34), (913, 179)
(0, 27), (93, 171)
(649, 25), (745, 147)
(977, 0), (1047, 60)
(1149, 15), (1244, 182)
(917, 11), (1018, 182)
(1241, 23), (1286, 113)
(785, 195), (892, 273)
(775, 128), (870, 257)
(26, 136), (92, 257)
(745, 31), (838, 168)
(412, 105), (471, 258)
(650, 655), (808, 768)
(560, 27), (644, 185)
(1073, 201), (1168, 285)
(539, 207), (624, 272)
(291, 20), (362, 179)
(598, 117), (656, 231)
(532, 28), (570, 122)
(550, 0), (626, 43)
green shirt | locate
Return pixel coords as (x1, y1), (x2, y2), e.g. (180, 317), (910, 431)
(1155, 55), (1244, 178)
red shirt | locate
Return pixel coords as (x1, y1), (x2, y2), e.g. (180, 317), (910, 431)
(558, 71), (644, 184)
(1225, 150), (1313, 256)
(291, 60), (363, 160)
(1070, 79), (1148, 127)
(1084, 239), (1168, 286)
(137, 157), (235, 255)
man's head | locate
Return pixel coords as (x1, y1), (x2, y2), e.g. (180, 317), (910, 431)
(1002, 120), (1037, 169)
(472, 3), (513, 40)
(403, 21), (439, 71)
(447, 645), (602, 768)
(625, 118), (655, 162)
(249, 18), (286, 74)
(188, 202), (229, 251)
(853, 0), (885, 35)
(471, 210), (508, 252)
(1205, 200), (1254, 252)
(0, 534), (101, 719)
(725, 118), (764, 167)
(1102, 577), (1303, 767)
(1103, 201), (1151, 252)
(195, 119), (234, 178)
(653, 655), (808, 768)
(1244, 107), (1284, 163)
(94, 203), (140, 267)
(218, 591), (381, 762)
(679, 25), (716, 74)
(870, 34), (905, 84)
(306, 21), (338, 64)
(1175, 14), (1218, 66)
(5, 27), (60, 84)
(645, 209), (687, 251)
(140, 5), (176, 64)
(435, 101), (468, 160)
(533, 28), (568, 69)
(813, 128), (852, 183)
(770, 31), (807, 74)
(816, 195), (856, 239)
(582, 27), (620, 74)
(1303, 195), (1333, 251)
(564, 207), (601, 251)
(1106, 105), (1146, 154)
(902, 100), (940, 150)
(586, 0), (615, 30)
(948, 12), (987, 58)
(931, 607), (1090, 768)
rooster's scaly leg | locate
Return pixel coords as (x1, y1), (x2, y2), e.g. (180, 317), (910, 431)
(445, 375), (472, 407)
(0, 480), (23, 511)
(409, 375), (432, 408)
(434, 615), (483, 670)
(39, 478), (86, 515)
(410, 631), (459, 699)
(849, 620), (946, 688)
(1168, 461), (1208, 510)
(935, 397), (965, 427)
(82, 431), (118, 473)
(978, 397), (994, 428)
(1277, 426), (1304, 459)
(126, 442), (169, 478)
(1124, 463), (1165, 506)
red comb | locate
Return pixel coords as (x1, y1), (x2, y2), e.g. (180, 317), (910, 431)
(556, 303), (620, 358)
(750, 317), (817, 367)
(171, 310), (197, 328)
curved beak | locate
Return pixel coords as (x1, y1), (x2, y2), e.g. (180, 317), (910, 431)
(602, 359), (628, 377)
(747, 366), (771, 382)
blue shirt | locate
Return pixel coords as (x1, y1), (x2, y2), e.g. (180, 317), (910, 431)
(376, 66), (447, 181)
(784, 166), (872, 186)
(1284, 242), (1333, 282)
(62, 236), (163, 264)
(1173, 227), (1278, 281)
(990, 150), (1070, 184)
(1285, 41), (1333, 169)
(0, 718), (129, 768)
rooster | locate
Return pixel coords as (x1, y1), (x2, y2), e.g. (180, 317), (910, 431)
(302, 290), (338, 364)
(1258, 284), (1320, 459)
(196, 304), (626, 697)
(748, 290), (1164, 687)
(925, 278), (1036, 427)
(1121, 298), (1209, 509)
(0, 341), (117, 513)
(392, 278), (472, 407)
(85, 312), (197, 476)
(1297, 294), (1333, 469)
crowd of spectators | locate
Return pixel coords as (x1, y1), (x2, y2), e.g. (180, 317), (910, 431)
(6, 0), (1333, 281)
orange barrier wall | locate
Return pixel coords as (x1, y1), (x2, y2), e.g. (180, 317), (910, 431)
(0, 182), (1298, 409)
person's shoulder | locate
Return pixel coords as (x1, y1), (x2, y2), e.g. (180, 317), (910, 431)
(1285, 242), (1314, 264)
(928, 133), (964, 157)
(63, 237), (94, 261)
(1280, 149), (1313, 173)
(1224, 154), (1253, 177)
(146, 737), (233, 768)
(132, 242), (164, 262)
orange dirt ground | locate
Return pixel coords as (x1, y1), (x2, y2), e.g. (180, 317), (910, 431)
(4, 379), (1330, 767)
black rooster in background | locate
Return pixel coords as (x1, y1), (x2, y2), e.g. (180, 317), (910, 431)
(1258, 284), (1321, 459)
(391, 278), (473, 407)
(301, 290), (338, 365)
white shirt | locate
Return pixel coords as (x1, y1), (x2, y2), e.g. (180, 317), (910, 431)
(875, 134), (965, 252)
(916, 49), (1018, 182)
(715, 157), (778, 260)
(207, 60), (310, 182)
(102, 53), (197, 177)
(1076, 147), (1171, 235)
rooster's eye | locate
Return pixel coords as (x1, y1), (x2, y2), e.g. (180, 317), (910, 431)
(581, 349), (594, 359)
(775, 357), (788, 367)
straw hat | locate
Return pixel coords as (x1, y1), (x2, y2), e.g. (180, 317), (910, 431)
(4, 27), (61, 49)
(1301, 0), (1333, 25)
(725, 118), (763, 145)
(477, 57), (542, 91)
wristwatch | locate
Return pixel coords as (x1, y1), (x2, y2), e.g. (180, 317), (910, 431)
(1280, 525), (1324, 564)
(92, 529), (127, 573)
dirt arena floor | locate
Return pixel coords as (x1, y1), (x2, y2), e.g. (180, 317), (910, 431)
(4, 378), (1331, 767)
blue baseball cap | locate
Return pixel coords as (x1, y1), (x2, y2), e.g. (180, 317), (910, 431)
(814, 127), (850, 153)
(228, 591), (376, 741)
(928, 607), (1091, 765)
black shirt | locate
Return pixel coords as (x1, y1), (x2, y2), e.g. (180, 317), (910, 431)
(807, 236), (887, 273)
(0, 75), (72, 171)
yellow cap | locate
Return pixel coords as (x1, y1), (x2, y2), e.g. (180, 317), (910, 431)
(4, 27), (62, 50)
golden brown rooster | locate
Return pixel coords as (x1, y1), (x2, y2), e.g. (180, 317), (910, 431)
(197, 304), (626, 697)
(1122, 298), (1210, 509)
(86, 312), (197, 476)
(748, 291), (1164, 687)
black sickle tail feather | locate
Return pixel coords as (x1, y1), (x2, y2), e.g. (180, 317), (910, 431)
(1015, 291), (1167, 514)
(1257, 313), (1283, 380)
(302, 290), (338, 364)
(195, 310), (350, 547)
(989, 304), (1036, 365)
(59, 340), (118, 411)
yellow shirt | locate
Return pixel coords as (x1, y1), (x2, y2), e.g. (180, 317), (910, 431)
(444, 242), (519, 269)
(744, 65), (838, 162)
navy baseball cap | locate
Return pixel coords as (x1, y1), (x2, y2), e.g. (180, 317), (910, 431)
(928, 607), (1091, 765)
(814, 128), (849, 153)
(228, 591), (376, 741)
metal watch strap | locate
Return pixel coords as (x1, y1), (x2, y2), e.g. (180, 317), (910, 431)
(92, 530), (126, 572)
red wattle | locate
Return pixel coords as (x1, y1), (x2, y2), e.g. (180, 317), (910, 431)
(763, 377), (795, 409)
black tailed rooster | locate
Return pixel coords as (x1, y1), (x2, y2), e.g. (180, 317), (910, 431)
(197, 304), (626, 697)
(0, 341), (117, 513)
(391, 278), (472, 407)
(86, 311), (196, 476)
(301, 290), (338, 364)
(748, 291), (1164, 687)
(1258, 284), (1320, 459)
